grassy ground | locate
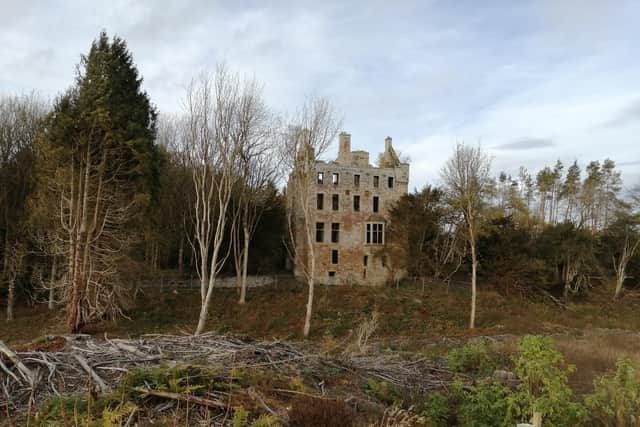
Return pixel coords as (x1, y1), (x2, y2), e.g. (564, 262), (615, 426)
(3, 277), (640, 345)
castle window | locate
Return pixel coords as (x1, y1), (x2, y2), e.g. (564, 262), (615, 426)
(373, 196), (379, 213)
(315, 222), (324, 242)
(366, 223), (384, 244)
(331, 223), (340, 243)
(328, 271), (336, 277)
(354, 174), (360, 186)
(388, 177), (394, 188)
(353, 195), (360, 211)
(331, 249), (339, 264)
(317, 172), (324, 184)
(363, 255), (368, 266)
(332, 172), (339, 185)
(373, 175), (379, 188)
(332, 194), (339, 210)
(316, 193), (324, 210)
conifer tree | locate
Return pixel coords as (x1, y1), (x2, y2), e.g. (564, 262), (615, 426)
(43, 31), (158, 332)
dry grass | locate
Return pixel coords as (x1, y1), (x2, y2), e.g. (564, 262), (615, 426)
(2, 276), (640, 351)
(555, 331), (640, 393)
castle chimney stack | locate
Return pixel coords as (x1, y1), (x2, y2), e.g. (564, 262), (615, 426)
(385, 136), (392, 152)
(338, 132), (351, 164)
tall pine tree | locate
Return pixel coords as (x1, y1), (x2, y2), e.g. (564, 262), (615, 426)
(42, 31), (158, 332)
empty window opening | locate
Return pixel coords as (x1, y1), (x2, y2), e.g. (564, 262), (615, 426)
(317, 172), (324, 184)
(332, 194), (339, 210)
(373, 196), (379, 213)
(353, 195), (360, 211)
(354, 174), (360, 186)
(315, 222), (324, 243)
(331, 250), (339, 264)
(328, 271), (336, 277)
(316, 193), (324, 210)
(331, 223), (340, 243)
(363, 255), (368, 266)
(373, 175), (379, 188)
(388, 177), (394, 188)
(332, 173), (339, 185)
(366, 223), (384, 244)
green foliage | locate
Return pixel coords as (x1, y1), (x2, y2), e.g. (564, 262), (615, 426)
(123, 365), (213, 397)
(457, 381), (511, 427)
(34, 394), (136, 426)
(585, 358), (640, 426)
(506, 335), (586, 426)
(420, 392), (450, 427)
(233, 406), (250, 427)
(365, 379), (404, 405)
(446, 339), (496, 376)
(232, 407), (281, 427)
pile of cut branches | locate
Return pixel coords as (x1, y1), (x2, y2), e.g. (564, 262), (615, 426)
(0, 333), (456, 423)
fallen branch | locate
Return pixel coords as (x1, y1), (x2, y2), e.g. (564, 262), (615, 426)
(0, 340), (35, 386)
(73, 353), (109, 392)
(131, 387), (226, 408)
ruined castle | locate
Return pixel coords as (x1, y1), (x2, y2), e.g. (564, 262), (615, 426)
(290, 132), (409, 286)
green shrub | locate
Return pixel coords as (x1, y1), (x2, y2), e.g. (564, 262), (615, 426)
(458, 381), (511, 427)
(585, 358), (640, 426)
(421, 392), (450, 427)
(446, 339), (496, 376)
(506, 335), (586, 426)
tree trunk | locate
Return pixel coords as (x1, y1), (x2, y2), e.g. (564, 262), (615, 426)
(239, 226), (250, 304)
(303, 229), (316, 337)
(68, 148), (91, 333)
(195, 273), (217, 336)
(178, 235), (184, 274)
(469, 238), (477, 330)
(48, 257), (57, 310)
(614, 266), (625, 299)
(6, 277), (14, 322)
(303, 274), (314, 337)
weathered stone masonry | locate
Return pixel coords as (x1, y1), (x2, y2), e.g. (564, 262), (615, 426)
(290, 132), (409, 286)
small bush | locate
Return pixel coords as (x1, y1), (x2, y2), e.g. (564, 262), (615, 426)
(289, 396), (356, 427)
(446, 339), (496, 376)
(421, 392), (450, 427)
(585, 358), (640, 426)
(506, 335), (586, 426)
(458, 381), (510, 427)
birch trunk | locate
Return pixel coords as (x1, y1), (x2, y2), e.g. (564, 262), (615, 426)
(6, 277), (14, 322)
(239, 226), (250, 304)
(469, 233), (477, 329)
(48, 257), (58, 310)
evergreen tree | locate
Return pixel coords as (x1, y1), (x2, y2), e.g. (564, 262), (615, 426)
(562, 161), (581, 223)
(42, 31), (159, 332)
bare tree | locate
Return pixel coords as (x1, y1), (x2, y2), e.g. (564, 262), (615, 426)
(0, 93), (45, 308)
(282, 97), (341, 337)
(441, 142), (492, 329)
(228, 81), (278, 304)
(185, 67), (258, 335)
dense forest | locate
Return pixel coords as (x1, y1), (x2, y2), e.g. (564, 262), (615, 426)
(1, 31), (639, 338)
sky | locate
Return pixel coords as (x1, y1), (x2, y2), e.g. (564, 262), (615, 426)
(1, 0), (639, 189)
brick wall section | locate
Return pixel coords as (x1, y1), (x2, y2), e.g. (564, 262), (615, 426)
(290, 133), (409, 286)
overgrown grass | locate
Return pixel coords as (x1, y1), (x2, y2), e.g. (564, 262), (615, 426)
(4, 277), (640, 349)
